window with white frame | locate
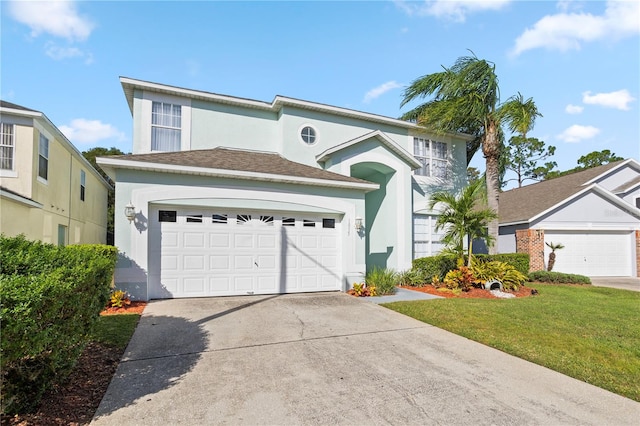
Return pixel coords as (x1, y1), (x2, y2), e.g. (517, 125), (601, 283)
(413, 214), (446, 259)
(38, 134), (49, 180)
(151, 101), (181, 151)
(413, 137), (448, 179)
(0, 123), (14, 170)
(80, 170), (86, 201)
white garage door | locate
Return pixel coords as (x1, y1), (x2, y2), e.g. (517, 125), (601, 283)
(148, 208), (342, 298)
(544, 231), (633, 276)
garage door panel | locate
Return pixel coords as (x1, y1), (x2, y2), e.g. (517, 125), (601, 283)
(209, 233), (230, 248)
(210, 255), (230, 270)
(234, 234), (254, 248)
(184, 233), (205, 248)
(150, 208), (342, 298)
(184, 278), (205, 294)
(162, 232), (179, 248)
(234, 255), (254, 270)
(210, 277), (230, 292)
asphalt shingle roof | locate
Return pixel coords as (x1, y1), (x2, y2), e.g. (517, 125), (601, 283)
(110, 147), (372, 185)
(499, 160), (626, 224)
(0, 100), (39, 112)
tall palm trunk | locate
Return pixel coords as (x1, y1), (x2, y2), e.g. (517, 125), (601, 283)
(483, 120), (500, 255)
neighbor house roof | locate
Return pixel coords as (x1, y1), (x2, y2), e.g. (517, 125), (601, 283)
(97, 147), (379, 191)
(613, 175), (640, 194)
(499, 160), (628, 225)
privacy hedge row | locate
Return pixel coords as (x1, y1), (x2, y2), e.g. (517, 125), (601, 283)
(528, 270), (591, 284)
(0, 235), (117, 414)
(412, 253), (530, 279)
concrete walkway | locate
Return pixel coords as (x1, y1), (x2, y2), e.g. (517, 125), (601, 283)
(590, 276), (640, 292)
(92, 293), (640, 425)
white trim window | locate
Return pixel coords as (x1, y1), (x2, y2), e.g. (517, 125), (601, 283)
(151, 101), (181, 151)
(413, 214), (446, 259)
(80, 170), (86, 201)
(0, 123), (14, 171)
(413, 137), (448, 179)
(38, 134), (49, 181)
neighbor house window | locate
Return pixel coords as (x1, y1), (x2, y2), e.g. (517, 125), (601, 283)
(0, 123), (14, 170)
(413, 137), (448, 179)
(151, 101), (181, 151)
(38, 134), (49, 180)
(80, 170), (86, 201)
(636, 198), (640, 209)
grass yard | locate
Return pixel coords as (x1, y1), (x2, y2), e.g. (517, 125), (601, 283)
(92, 313), (141, 349)
(383, 283), (640, 402)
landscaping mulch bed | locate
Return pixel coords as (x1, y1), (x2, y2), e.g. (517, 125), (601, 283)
(399, 285), (533, 299)
(2, 302), (146, 426)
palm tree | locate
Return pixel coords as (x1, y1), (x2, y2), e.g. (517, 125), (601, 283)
(428, 180), (498, 266)
(401, 53), (539, 254)
(545, 242), (564, 271)
(501, 92), (542, 141)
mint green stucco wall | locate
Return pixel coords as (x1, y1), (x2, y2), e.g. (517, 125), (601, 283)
(190, 100), (280, 151)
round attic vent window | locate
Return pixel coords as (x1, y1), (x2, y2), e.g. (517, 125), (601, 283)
(300, 126), (317, 145)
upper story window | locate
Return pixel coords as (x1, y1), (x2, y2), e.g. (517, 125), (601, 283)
(0, 123), (14, 170)
(300, 125), (317, 145)
(80, 170), (86, 201)
(413, 137), (448, 179)
(151, 101), (181, 151)
(38, 134), (49, 181)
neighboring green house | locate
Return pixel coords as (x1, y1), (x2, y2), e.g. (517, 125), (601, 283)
(98, 77), (471, 300)
(0, 101), (111, 245)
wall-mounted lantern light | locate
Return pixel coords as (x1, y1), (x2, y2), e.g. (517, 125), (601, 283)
(355, 216), (363, 232)
(124, 202), (136, 223)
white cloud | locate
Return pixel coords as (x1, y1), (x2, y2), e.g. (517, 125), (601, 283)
(59, 119), (125, 145)
(565, 104), (584, 114)
(582, 89), (635, 110)
(45, 42), (94, 64)
(557, 124), (600, 143)
(363, 81), (403, 103)
(394, 0), (510, 22)
(511, 1), (639, 56)
(8, 0), (94, 41)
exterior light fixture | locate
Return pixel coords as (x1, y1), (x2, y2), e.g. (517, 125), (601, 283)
(124, 202), (136, 223)
(355, 216), (363, 232)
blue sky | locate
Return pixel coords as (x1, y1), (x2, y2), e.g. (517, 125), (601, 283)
(2, 0), (638, 184)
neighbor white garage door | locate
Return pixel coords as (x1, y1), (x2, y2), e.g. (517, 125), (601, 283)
(544, 231), (633, 276)
(148, 207), (342, 298)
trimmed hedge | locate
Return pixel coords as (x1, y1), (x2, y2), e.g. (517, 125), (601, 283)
(413, 253), (530, 280)
(0, 235), (117, 414)
(528, 270), (591, 284)
(474, 253), (530, 276)
(412, 255), (458, 280)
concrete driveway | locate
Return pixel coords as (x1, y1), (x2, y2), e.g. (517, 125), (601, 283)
(590, 276), (640, 292)
(92, 293), (639, 425)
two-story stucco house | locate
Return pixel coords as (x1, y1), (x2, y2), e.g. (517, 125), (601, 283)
(0, 101), (111, 245)
(97, 77), (472, 300)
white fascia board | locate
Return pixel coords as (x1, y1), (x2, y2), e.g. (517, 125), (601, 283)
(529, 183), (640, 223)
(0, 106), (41, 118)
(499, 220), (530, 227)
(97, 157), (380, 192)
(119, 77), (474, 140)
(582, 158), (639, 186)
(0, 189), (43, 208)
(316, 130), (422, 169)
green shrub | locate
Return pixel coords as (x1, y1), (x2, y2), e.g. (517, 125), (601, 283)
(365, 267), (398, 295)
(443, 266), (475, 291)
(397, 269), (428, 287)
(0, 235), (117, 414)
(471, 260), (528, 291)
(528, 270), (591, 284)
(474, 253), (529, 276)
(412, 255), (458, 280)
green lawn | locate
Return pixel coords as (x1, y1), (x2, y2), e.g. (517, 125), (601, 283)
(383, 284), (640, 402)
(91, 314), (140, 350)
